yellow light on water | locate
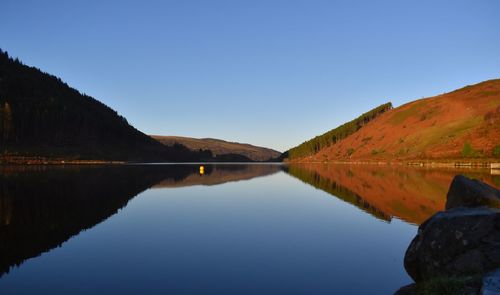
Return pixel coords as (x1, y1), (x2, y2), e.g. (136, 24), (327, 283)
(199, 165), (204, 175)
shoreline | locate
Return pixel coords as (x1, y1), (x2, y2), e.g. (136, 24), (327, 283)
(0, 156), (282, 166)
(286, 159), (500, 169)
(0, 156), (125, 165)
(1, 155), (499, 169)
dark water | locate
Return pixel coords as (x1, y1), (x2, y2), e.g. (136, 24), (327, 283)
(0, 164), (498, 294)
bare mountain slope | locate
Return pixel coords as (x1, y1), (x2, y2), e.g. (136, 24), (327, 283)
(152, 136), (281, 162)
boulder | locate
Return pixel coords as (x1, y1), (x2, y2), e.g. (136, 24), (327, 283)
(404, 207), (500, 282)
(446, 175), (500, 210)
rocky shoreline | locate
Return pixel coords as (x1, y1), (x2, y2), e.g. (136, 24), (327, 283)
(395, 175), (500, 295)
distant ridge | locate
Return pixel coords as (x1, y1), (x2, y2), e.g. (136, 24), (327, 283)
(287, 80), (500, 162)
(152, 135), (281, 162)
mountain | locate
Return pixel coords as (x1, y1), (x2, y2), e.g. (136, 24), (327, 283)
(0, 49), (206, 162)
(152, 135), (281, 162)
(287, 79), (500, 162)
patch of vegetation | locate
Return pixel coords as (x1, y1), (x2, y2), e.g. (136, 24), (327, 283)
(493, 145), (500, 157)
(493, 175), (500, 187)
(461, 142), (478, 157)
(370, 170), (385, 177)
(347, 148), (355, 156)
(478, 90), (500, 97)
(362, 136), (373, 142)
(415, 275), (481, 295)
(410, 117), (482, 155)
(388, 102), (421, 125)
(396, 148), (409, 156)
(419, 108), (439, 122)
(371, 148), (384, 155)
(288, 102), (392, 159)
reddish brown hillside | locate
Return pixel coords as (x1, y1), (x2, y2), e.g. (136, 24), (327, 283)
(294, 79), (500, 162)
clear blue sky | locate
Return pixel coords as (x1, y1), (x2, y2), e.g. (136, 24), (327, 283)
(1, 0), (499, 151)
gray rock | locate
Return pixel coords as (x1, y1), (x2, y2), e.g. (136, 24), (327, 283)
(404, 207), (500, 282)
(446, 175), (500, 210)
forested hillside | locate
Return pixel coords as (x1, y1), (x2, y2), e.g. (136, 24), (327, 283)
(287, 80), (500, 162)
(288, 103), (392, 159)
(0, 49), (207, 162)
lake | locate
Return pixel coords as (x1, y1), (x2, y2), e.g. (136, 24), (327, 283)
(0, 163), (498, 294)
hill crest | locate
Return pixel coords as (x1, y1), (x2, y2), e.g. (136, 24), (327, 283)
(152, 135), (281, 162)
(287, 79), (500, 162)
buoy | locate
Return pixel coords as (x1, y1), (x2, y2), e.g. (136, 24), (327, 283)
(199, 165), (204, 175)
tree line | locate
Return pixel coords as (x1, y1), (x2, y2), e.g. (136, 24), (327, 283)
(0, 49), (256, 162)
(287, 102), (393, 159)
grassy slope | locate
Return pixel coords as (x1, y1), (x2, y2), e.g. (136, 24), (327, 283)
(151, 135), (281, 161)
(293, 79), (500, 162)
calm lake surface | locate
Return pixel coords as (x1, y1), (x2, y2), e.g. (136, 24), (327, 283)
(0, 164), (498, 294)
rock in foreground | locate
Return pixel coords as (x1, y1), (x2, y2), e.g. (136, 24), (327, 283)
(397, 175), (500, 294)
(446, 175), (500, 210)
(404, 207), (500, 282)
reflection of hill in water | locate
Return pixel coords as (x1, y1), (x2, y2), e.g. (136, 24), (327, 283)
(285, 164), (499, 225)
(153, 164), (281, 188)
(0, 164), (279, 277)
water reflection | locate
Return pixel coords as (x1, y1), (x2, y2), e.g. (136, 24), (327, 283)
(0, 164), (279, 277)
(153, 164), (280, 188)
(285, 163), (499, 225)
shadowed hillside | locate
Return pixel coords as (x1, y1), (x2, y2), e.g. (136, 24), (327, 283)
(152, 136), (281, 162)
(287, 80), (500, 162)
(0, 50), (207, 162)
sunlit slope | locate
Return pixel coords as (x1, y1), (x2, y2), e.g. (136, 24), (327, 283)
(291, 79), (500, 162)
(152, 136), (281, 161)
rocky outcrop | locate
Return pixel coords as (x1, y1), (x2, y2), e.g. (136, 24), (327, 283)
(446, 175), (500, 210)
(396, 175), (500, 294)
(404, 207), (500, 282)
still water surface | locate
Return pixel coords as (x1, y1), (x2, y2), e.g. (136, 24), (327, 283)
(0, 164), (498, 294)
